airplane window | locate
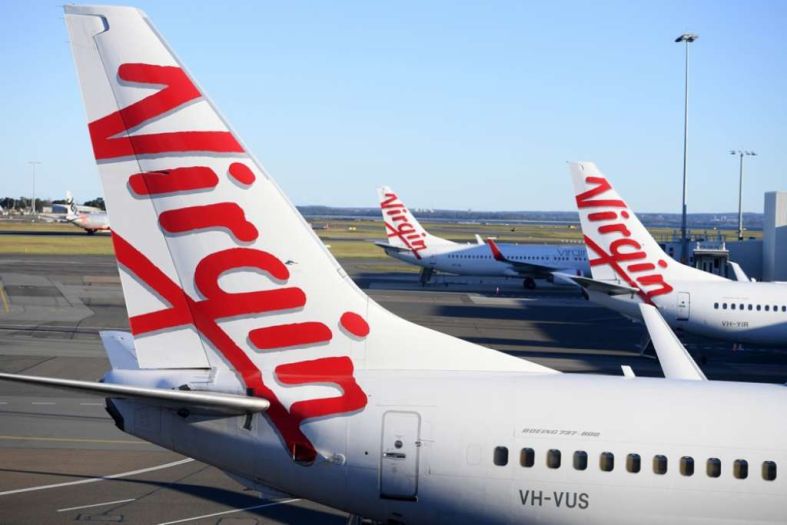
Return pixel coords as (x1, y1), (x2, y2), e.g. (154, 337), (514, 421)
(734, 459), (748, 479)
(573, 451), (588, 471)
(714, 303), (719, 309)
(707, 458), (721, 478)
(599, 452), (614, 472)
(739, 304), (744, 310)
(722, 303), (728, 310)
(731, 304), (736, 310)
(627, 453), (641, 473)
(782, 306), (786, 312)
(520, 448), (535, 468)
(749, 305), (753, 311)
(762, 461), (777, 481)
(765, 305), (770, 312)
(757, 305), (761, 311)
(653, 455), (668, 475)
(680, 456), (694, 476)
(493, 446), (509, 466)
(547, 449), (561, 469)
(774, 305), (778, 311)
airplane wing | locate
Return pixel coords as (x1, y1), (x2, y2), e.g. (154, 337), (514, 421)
(485, 238), (556, 277)
(0, 372), (270, 413)
(569, 275), (639, 296)
(638, 304), (707, 381)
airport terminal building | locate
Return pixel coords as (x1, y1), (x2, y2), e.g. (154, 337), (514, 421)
(662, 191), (787, 282)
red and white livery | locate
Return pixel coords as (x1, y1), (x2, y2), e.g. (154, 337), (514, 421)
(3, 8), (787, 525)
(571, 161), (787, 346)
(376, 186), (590, 288)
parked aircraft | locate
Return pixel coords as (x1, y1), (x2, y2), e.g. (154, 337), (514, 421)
(4, 7), (787, 524)
(570, 161), (787, 346)
(65, 192), (110, 234)
(376, 186), (589, 287)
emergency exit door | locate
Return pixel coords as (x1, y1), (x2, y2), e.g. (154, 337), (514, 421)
(677, 292), (690, 321)
(380, 411), (421, 501)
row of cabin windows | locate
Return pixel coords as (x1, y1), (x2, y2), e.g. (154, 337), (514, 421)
(714, 302), (787, 313)
(492, 447), (777, 481)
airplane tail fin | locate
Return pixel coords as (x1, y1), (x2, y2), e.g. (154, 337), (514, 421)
(65, 191), (78, 219)
(377, 186), (453, 257)
(65, 5), (552, 463)
(569, 162), (722, 302)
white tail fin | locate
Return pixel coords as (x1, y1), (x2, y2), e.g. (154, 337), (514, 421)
(377, 186), (453, 257)
(65, 191), (78, 219)
(65, 5), (552, 463)
(569, 162), (722, 303)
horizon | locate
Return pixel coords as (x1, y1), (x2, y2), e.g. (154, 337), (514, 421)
(1, 193), (768, 220)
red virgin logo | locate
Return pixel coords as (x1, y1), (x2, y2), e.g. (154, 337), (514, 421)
(94, 63), (369, 464)
(380, 192), (427, 259)
(576, 176), (673, 302)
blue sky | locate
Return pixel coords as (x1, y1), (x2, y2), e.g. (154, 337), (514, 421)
(1, 1), (785, 213)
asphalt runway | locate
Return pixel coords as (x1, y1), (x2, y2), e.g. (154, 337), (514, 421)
(2, 254), (787, 524)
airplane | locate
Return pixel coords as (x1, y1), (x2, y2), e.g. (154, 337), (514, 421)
(376, 186), (590, 287)
(65, 191), (110, 234)
(3, 6), (787, 524)
(569, 161), (787, 346)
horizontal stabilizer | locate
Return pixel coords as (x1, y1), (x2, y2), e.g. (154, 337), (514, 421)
(0, 373), (271, 413)
(638, 304), (706, 381)
(373, 241), (410, 253)
(570, 275), (638, 296)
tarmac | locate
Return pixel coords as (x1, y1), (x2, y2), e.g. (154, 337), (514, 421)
(1, 254), (786, 524)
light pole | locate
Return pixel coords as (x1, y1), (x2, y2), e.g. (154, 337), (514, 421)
(730, 150), (756, 241)
(675, 32), (698, 263)
(28, 161), (41, 220)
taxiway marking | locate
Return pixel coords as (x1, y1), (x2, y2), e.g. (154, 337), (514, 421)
(58, 498), (137, 512)
(156, 498), (302, 525)
(0, 282), (9, 313)
(0, 458), (194, 496)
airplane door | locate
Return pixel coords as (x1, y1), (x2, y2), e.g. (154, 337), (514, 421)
(380, 411), (421, 501)
(677, 291), (690, 321)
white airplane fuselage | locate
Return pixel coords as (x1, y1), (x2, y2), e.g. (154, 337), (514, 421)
(385, 243), (589, 278)
(68, 211), (110, 233)
(590, 280), (787, 346)
(569, 162), (787, 347)
(112, 370), (787, 525)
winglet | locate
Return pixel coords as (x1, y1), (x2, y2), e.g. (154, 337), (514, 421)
(638, 304), (706, 381)
(485, 238), (506, 262)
